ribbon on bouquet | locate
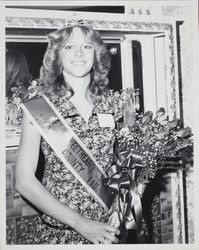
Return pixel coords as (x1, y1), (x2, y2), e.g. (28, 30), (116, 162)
(103, 139), (146, 243)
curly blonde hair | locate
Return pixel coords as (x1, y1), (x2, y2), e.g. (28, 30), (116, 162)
(39, 25), (111, 102)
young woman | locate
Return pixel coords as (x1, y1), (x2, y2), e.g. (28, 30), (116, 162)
(15, 24), (125, 244)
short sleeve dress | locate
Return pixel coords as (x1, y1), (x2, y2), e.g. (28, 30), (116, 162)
(39, 90), (124, 244)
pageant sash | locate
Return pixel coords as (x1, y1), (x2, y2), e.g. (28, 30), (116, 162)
(21, 95), (115, 211)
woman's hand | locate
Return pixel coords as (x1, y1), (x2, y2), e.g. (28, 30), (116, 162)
(108, 196), (122, 229)
(74, 216), (120, 244)
(108, 211), (121, 229)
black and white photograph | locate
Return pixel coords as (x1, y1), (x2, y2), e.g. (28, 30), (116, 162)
(0, 0), (198, 249)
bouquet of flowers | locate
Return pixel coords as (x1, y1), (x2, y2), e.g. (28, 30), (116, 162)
(104, 88), (193, 243)
(114, 108), (192, 183)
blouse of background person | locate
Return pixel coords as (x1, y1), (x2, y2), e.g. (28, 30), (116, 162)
(15, 25), (121, 244)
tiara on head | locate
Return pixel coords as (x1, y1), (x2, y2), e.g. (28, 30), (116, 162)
(64, 19), (90, 27)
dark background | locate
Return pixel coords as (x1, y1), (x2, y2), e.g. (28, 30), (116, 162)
(6, 42), (123, 91)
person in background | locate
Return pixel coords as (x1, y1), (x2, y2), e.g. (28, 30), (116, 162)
(6, 50), (32, 100)
(6, 50), (32, 124)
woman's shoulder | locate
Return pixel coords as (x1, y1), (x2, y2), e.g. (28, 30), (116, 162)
(103, 89), (124, 106)
(101, 89), (124, 101)
(23, 94), (41, 103)
(95, 89), (124, 121)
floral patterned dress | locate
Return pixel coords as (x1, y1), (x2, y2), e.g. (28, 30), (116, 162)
(39, 90), (124, 244)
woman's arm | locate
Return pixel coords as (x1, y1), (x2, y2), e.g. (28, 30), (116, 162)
(15, 113), (119, 244)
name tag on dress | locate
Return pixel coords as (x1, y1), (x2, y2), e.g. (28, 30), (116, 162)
(97, 113), (115, 128)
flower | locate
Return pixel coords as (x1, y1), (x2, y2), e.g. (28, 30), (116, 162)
(114, 109), (193, 183)
(6, 79), (39, 125)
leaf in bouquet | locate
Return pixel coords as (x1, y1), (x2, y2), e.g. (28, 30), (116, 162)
(175, 127), (192, 138)
(171, 140), (193, 152)
(157, 155), (182, 165)
(160, 134), (177, 146)
(158, 143), (178, 155)
(132, 121), (142, 132)
(165, 119), (179, 130)
(141, 111), (153, 126)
